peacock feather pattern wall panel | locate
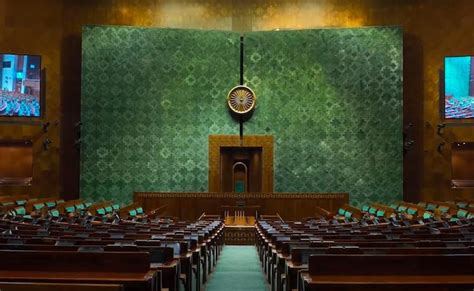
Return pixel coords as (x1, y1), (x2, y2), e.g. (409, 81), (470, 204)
(243, 27), (403, 206)
(81, 25), (402, 206)
(81, 26), (240, 204)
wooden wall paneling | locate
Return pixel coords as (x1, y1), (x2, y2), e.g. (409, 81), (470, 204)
(0, 0), (62, 198)
(134, 192), (349, 221)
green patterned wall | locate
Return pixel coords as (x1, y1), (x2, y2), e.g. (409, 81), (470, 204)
(81, 26), (240, 204)
(243, 28), (403, 207)
(81, 26), (402, 206)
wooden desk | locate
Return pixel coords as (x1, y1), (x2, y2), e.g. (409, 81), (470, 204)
(224, 225), (255, 245)
(134, 192), (348, 221)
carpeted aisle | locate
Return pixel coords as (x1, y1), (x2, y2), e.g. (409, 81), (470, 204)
(205, 246), (268, 291)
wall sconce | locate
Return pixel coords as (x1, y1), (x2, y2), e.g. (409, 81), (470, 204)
(42, 122), (50, 133)
(437, 123), (446, 135)
(437, 142), (445, 153)
(43, 139), (52, 151)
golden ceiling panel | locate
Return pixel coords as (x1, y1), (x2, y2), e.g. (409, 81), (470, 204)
(2, 0), (474, 201)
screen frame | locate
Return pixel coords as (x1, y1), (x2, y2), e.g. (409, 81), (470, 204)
(442, 55), (474, 120)
(0, 52), (43, 119)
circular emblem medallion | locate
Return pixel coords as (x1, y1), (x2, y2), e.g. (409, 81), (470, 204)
(227, 85), (256, 114)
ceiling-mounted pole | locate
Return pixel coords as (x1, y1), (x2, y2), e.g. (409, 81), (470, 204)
(239, 116), (243, 146)
(239, 35), (244, 146)
(240, 35), (244, 85)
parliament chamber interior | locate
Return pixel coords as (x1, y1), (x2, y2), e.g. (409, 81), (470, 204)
(0, 0), (474, 290)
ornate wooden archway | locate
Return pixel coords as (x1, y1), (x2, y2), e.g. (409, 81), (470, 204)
(208, 135), (273, 192)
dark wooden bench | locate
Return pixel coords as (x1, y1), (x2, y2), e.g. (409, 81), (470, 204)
(0, 242), (183, 291)
(256, 218), (474, 291)
(0, 282), (124, 291)
(300, 254), (474, 291)
(0, 250), (159, 291)
(105, 244), (179, 291)
(0, 215), (224, 291)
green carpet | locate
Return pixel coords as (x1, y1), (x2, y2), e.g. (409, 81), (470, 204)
(206, 246), (268, 291)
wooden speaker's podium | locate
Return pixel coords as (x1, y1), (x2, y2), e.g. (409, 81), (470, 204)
(222, 203), (260, 245)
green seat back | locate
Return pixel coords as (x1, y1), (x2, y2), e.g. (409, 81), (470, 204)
(456, 202), (467, 208)
(112, 204), (120, 210)
(129, 209), (137, 217)
(56, 199), (65, 204)
(423, 212), (433, 219)
(344, 211), (352, 218)
(45, 201), (56, 208)
(337, 208), (345, 216)
(15, 207), (26, 215)
(397, 205), (407, 213)
(426, 203), (436, 211)
(50, 210), (60, 218)
(105, 206), (113, 213)
(75, 204), (85, 210)
(467, 213), (474, 219)
(34, 203), (45, 210)
(389, 204), (398, 209)
(84, 202), (92, 208)
(457, 209), (468, 218)
(369, 207), (377, 215)
(136, 207), (144, 214)
(2, 201), (14, 206)
(376, 210), (385, 217)
(438, 206), (449, 214)
(407, 208), (417, 215)
(96, 208), (106, 215)
(234, 180), (245, 193)
(65, 206), (75, 213)
(361, 205), (369, 212)
(16, 200), (27, 206)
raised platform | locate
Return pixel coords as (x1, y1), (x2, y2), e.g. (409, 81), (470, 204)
(134, 192), (349, 220)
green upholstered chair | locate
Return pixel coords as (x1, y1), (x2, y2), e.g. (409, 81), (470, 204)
(136, 207), (144, 215)
(397, 205), (407, 213)
(407, 208), (417, 216)
(45, 201), (56, 208)
(422, 211), (434, 219)
(33, 203), (45, 210)
(426, 203), (437, 211)
(65, 206), (75, 213)
(438, 206), (450, 214)
(369, 207), (377, 215)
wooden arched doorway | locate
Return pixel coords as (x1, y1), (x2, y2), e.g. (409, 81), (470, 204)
(208, 135), (273, 193)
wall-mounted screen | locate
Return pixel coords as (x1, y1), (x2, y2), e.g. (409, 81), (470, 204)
(444, 56), (474, 119)
(0, 53), (41, 117)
